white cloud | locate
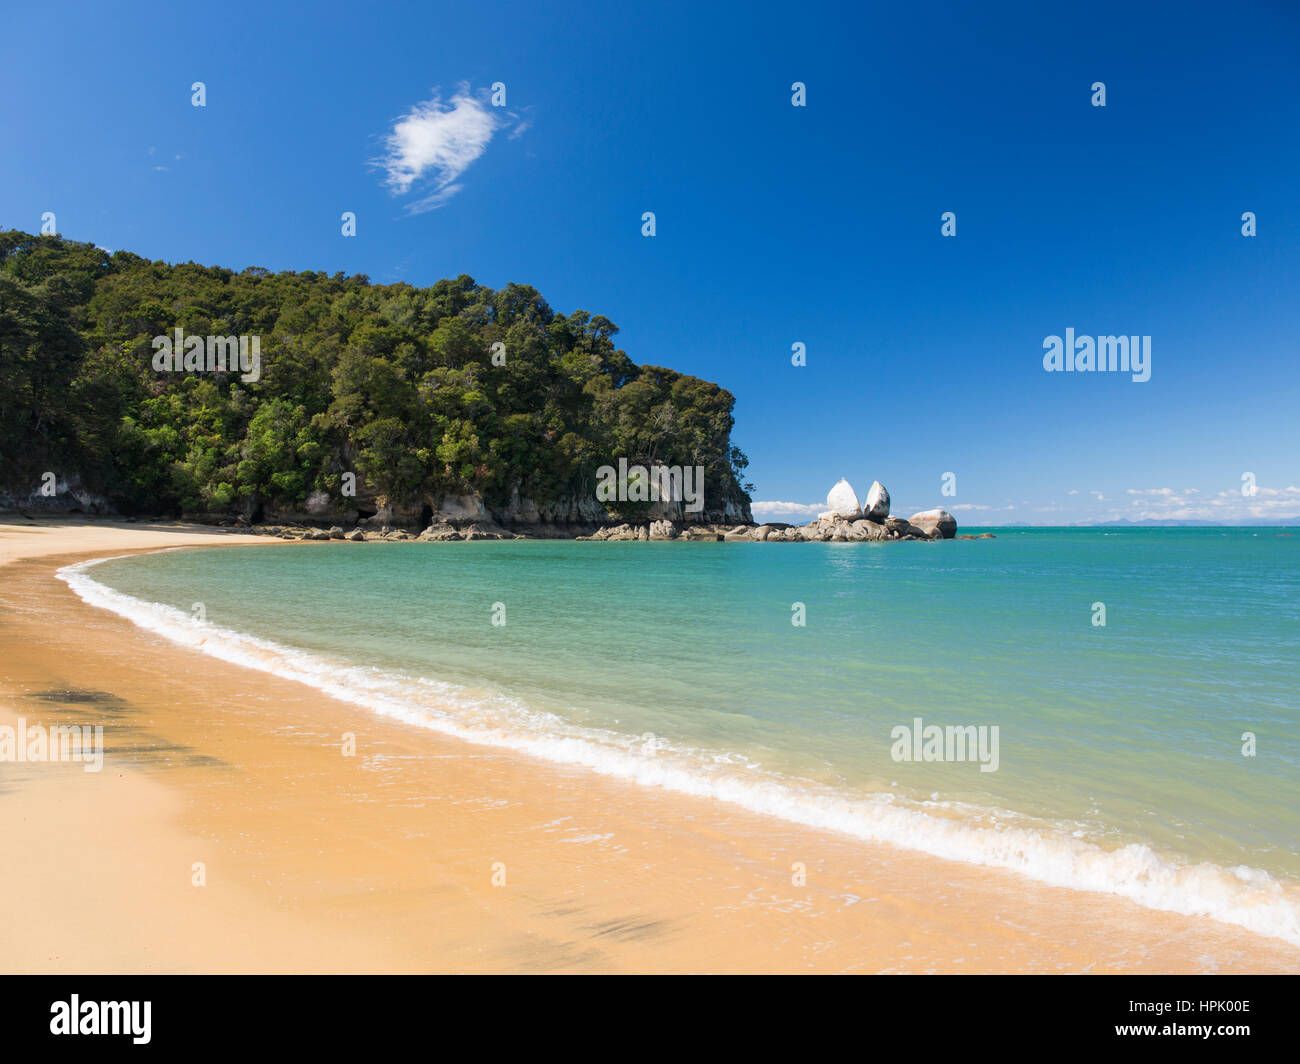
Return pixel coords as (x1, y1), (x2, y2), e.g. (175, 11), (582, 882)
(751, 501), (823, 517)
(1240, 485), (1300, 498)
(405, 184), (466, 214)
(376, 86), (517, 214)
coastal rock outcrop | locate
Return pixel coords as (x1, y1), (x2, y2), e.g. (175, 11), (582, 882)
(0, 473), (114, 517)
(416, 518), (509, 541)
(376, 480), (965, 546)
(418, 522), (459, 541)
(863, 481), (890, 521)
(461, 520), (509, 540)
(269, 508), (970, 545)
(436, 495), (492, 522)
(909, 509), (957, 539)
(823, 478), (862, 519)
(852, 519), (889, 541)
(503, 488), (542, 524)
(791, 509), (935, 542)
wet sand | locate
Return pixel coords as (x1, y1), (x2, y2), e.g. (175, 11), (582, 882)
(2, 517), (1297, 973)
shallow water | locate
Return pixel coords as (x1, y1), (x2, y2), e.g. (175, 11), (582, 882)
(71, 528), (1300, 943)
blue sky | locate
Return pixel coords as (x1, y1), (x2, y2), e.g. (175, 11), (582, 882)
(3, 0), (1298, 524)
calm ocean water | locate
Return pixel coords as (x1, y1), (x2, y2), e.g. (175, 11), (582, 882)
(65, 529), (1300, 943)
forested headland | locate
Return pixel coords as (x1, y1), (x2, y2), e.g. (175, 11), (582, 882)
(0, 231), (753, 526)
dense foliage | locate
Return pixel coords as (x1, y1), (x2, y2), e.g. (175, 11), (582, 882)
(0, 231), (752, 519)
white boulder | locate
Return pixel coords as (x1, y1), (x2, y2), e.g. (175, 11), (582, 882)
(825, 478), (862, 518)
(863, 481), (890, 521)
(909, 509), (957, 539)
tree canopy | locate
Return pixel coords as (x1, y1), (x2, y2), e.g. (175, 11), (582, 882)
(0, 231), (753, 520)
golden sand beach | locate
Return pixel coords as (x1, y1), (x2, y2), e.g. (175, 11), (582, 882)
(1, 518), (1297, 973)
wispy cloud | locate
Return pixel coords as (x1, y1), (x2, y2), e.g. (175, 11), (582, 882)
(1119, 484), (1300, 522)
(375, 85), (526, 214)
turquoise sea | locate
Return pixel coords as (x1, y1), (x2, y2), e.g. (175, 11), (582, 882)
(63, 528), (1300, 944)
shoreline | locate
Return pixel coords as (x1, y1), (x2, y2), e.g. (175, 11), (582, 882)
(2, 517), (1298, 973)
